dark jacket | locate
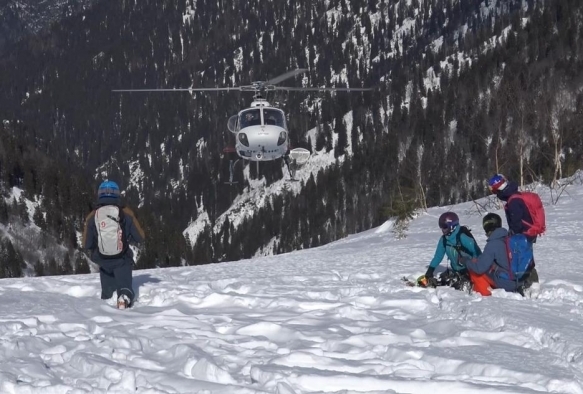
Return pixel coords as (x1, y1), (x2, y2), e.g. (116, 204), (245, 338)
(496, 181), (535, 242)
(82, 202), (145, 265)
(465, 227), (518, 292)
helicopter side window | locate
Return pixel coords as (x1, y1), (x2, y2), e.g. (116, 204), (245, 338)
(263, 109), (285, 127)
(240, 109), (261, 128)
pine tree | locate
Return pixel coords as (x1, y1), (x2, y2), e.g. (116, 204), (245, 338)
(18, 195), (29, 224)
(60, 253), (73, 275)
(47, 257), (59, 276)
(74, 254), (90, 274)
(0, 239), (23, 278)
(0, 200), (8, 224)
(334, 115), (348, 158)
(34, 259), (45, 276)
(33, 208), (45, 229)
(0, 241), (7, 278)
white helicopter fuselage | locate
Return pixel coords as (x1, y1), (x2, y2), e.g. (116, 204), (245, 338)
(228, 100), (289, 162)
(235, 124), (288, 161)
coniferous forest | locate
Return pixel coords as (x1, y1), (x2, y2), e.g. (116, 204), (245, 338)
(0, 0), (582, 276)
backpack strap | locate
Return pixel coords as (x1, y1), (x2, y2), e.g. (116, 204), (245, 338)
(442, 227), (474, 256)
(504, 193), (519, 213)
(507, 193), (520, 201)
(442, 229), (474, 269)
(504, 236), (514, 281)
(117, 208), (127, 243)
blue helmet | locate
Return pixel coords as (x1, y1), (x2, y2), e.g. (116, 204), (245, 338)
(488, 174), (508, 193)
(98, 180), (121, 199)
(438, 211), (459, 236)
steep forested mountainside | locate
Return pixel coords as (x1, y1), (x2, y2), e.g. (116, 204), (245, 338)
(0, 0), (95, 53)
(0, 124), (96, 277)
(1, 0), (582, 269)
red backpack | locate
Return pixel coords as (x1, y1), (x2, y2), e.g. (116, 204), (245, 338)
(508, 192), (546, 237)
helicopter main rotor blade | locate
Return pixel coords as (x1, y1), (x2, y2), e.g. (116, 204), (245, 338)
(274, 86), (374, 92)
(266, 69), (308, 86)
(112, 87), (243, 92)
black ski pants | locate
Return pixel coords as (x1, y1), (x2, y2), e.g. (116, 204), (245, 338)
(99, 259), (134, 302)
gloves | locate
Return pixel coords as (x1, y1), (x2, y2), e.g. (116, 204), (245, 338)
(425, 266), (435, 278)
(415, 266), (440, 287)
(417, 266), (437, 287)
(416, 275), (438, 288)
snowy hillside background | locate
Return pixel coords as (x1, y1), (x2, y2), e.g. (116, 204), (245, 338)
(1, 173), (583, 393)
(2, 0), (583, 268)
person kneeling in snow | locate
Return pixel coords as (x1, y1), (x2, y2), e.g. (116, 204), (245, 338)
(463, 213), (537, 296)
(417, 211), (481, 290)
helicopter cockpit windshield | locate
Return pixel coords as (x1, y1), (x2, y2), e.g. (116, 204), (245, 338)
(239, 108), (286, 129)
(240, 109), (261, 129)
(263, 109), (285, 127)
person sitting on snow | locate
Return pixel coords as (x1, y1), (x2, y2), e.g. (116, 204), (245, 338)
(417, 211), (481, 289)
(463, 213), (537, 296)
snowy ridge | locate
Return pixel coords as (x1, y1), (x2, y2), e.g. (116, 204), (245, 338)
(2, 175), (583, 393)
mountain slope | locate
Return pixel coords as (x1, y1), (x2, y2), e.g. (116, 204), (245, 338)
(0, 0), (96, 52)
(1, 0), (582, 266)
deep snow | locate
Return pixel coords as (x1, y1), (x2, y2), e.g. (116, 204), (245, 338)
(1, 178), (583, 393)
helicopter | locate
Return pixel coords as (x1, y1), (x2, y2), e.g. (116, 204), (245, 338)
(113, 68), (372, 183)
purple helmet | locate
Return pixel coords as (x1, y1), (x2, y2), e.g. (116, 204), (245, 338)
(438, 212), (459, 235)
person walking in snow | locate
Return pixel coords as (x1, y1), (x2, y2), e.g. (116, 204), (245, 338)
(463, 213), (536, 296)
(417, 211), (481, 289)
(82, 180), (145, 309)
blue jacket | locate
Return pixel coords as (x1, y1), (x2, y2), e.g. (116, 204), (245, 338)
(83, 203), (145, 266)
(429, 226), (482, 272)
(496, 181), (535, 242)
(465, 227), (518, 292)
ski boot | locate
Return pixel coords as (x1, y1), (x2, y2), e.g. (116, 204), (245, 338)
(117, 294), (130, 309)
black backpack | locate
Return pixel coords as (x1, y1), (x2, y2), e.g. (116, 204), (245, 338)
(442, 225), (477, 256)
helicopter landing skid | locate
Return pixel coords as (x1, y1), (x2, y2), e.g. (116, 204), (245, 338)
(284, 155), (299, 181)
(225, 158), (241, 185)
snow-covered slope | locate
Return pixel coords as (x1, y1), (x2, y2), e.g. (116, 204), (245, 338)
(1, 174), (583, 393)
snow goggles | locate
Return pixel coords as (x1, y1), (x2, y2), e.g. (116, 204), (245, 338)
(440, 222), (458, 235)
